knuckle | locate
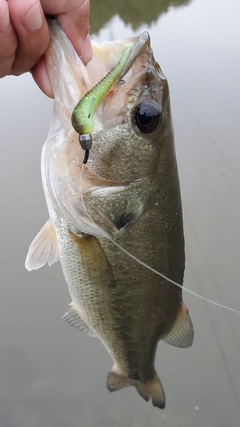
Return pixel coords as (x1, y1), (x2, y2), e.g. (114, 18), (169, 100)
(11, 41), (48, 75)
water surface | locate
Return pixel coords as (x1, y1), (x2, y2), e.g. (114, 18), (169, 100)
(0, 0), (239, 425)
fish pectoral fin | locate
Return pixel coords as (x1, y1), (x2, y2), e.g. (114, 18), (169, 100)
(25, 220), (59, 271)
(69, 231), (117, 287)
(107, 367), (165, 409)
(162, 302), (194, 348)
(62, 303), (95, 337)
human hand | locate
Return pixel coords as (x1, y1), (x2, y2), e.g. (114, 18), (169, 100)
(0, 0), (92, 97)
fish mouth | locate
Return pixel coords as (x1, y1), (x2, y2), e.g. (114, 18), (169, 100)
(71, 32), (151, 139)
(117, 32), (150, 80)
(47, 19), (152, 112)
(86, 32), (151, 90)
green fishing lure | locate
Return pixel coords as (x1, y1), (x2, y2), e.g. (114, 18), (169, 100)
(71, 42), (134, 163)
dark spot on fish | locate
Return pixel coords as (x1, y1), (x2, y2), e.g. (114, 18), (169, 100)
(115, 213), (133, 230)
(108, 277), (118, 289)
(129, 371), (141, 381)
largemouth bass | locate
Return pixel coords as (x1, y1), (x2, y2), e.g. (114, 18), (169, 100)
(26, 20), (194, 409)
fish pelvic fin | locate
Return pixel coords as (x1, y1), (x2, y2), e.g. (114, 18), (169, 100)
(162, 302), (194, 348)
(106, 368), (165, 409)
(25, 220), (59, 271)
(62, 303), (95, 337)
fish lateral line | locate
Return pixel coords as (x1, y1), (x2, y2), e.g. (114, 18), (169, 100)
(109, 240), (240, 315)
(71, 42), (134, 163)
(78, 167), (240, 316)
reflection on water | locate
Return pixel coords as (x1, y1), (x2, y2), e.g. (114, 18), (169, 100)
(0, 0), (240, 426)
(90, 0), (191, 32)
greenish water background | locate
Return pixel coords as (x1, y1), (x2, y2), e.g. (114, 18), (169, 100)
(0, 0), (239, 425)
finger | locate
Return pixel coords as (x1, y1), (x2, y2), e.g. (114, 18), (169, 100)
(31, 35), (92, 97)
(57, 0), (92, 62)
(0, 0), (18, 77)
(41, 0), (92, 62)
(81, 33), (92, 65)
(32, 0), (92, 97)
(7, 0), (50, 75)
(31, 56), (54, 98)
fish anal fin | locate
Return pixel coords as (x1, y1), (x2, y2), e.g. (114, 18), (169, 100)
(25, 220), (59, 271)
(106, 367), (165, 409)
(107, 371), (130, 392)
(62, 303), (95, 337)
(162, 302), (194, 348)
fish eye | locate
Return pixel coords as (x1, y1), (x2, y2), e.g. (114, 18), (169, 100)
(134, 102), (161, 134)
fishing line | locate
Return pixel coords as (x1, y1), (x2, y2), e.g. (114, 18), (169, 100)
(79, 166), (240, 315)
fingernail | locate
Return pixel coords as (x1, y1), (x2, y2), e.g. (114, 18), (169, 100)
(22, 3), (43, 31)
(0, 2), (11, 32)
(82, 34), (93, 64)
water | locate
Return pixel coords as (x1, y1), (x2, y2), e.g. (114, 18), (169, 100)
(0, 0), (239, 425)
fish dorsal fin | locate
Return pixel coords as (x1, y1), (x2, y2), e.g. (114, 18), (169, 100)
(62, 304), (95, 337)
(25, 220), (59, 271)
(162, 303), (194, 348)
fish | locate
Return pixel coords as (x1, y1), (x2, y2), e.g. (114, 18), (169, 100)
(25, 20), (194, 409)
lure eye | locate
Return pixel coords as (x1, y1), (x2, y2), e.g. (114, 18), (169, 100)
(135, 102), (161, 134)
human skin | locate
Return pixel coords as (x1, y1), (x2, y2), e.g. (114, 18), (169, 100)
(0, 0), (92, 96)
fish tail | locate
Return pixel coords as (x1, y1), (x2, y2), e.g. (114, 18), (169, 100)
(135, 371), (166, 409)
(106, 368), (165, 409)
